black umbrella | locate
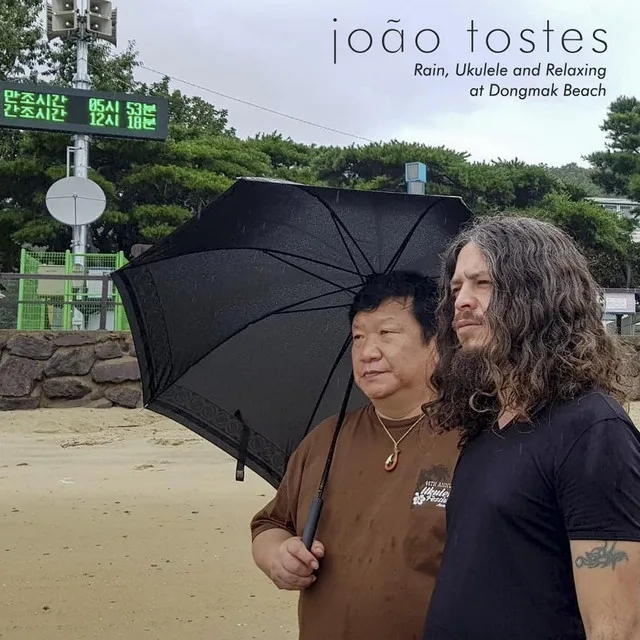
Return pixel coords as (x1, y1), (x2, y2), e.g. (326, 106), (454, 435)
(112, 177), (472, 546)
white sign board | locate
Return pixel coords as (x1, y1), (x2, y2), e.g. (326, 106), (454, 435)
(603, 292), (636, 314)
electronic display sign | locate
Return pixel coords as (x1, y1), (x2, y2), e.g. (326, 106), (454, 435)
(0, 81), (169, 140)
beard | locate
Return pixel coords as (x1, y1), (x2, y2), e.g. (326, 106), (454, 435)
(426, 345), (502, 444)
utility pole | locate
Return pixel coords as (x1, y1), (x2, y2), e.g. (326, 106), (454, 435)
(72, 0), (91, 263)
(47, 0), (117, 328)
(47, 0), (118, 263)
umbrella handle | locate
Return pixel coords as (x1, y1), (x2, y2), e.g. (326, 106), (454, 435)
(302, 496), (324, 549)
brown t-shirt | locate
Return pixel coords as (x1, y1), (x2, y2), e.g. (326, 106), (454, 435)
(250, 403), (461, 640)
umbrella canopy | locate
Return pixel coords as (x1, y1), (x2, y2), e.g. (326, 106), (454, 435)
(112, 177), (473, 489)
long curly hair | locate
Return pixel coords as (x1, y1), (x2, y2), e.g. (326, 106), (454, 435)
(423, 215), (633, 447)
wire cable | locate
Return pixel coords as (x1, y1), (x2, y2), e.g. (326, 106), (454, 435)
(138, 64), (375, 143)
(85, 58), (375, 143)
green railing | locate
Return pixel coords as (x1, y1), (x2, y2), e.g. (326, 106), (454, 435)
(10, 249), (129, 331)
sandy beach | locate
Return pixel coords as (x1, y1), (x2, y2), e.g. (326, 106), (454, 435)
(2, 404), (639, 640)
(0, 408), (298, 640)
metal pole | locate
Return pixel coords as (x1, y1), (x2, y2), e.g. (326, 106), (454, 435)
(99, 275), (109, 330)
(72, 0), (90, 261)
(69, 0), (91, 329)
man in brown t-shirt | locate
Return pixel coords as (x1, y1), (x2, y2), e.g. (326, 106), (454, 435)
(250, 271), (461, 639)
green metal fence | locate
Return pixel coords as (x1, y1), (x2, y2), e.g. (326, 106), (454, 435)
(15, 249), (129, 331)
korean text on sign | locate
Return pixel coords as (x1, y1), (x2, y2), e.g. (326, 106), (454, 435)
(3, 90), (69, 122)
(89, 98), (121, 127)
(126, 102), (157, 131)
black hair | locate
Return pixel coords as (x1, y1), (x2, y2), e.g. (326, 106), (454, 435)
(348, 270), (438, 343)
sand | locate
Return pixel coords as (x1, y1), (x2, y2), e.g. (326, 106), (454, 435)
(0, 408), (298, 640)
(2, 403), (639, 640)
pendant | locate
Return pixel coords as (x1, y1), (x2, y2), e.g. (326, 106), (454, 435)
(384, 449), (399, 472)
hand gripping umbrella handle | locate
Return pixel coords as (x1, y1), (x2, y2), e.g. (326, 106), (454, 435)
(302, 497), (324, 549)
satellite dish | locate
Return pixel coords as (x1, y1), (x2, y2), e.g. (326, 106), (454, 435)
(45, 177), (106, 226)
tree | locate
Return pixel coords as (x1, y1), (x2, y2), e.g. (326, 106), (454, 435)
(585, 96), (640, 199)
(1, 15), (638, 289)
(544, 162), (604, 198)
(0, 156), (60, 270)
(517, 193), (635, 287)
(465, 159), (564, 212)
(0, 31), (275, 266)
(98, 133), (272, 252)
(143, 77), (235, 139)
(311, 140), (471, 195)
(247, 132), (324, 184)
(1, 107), (273, 261)
(308, 143), (569, 214)
(0, 0), (48, 81)
(0, 0), (50, 194)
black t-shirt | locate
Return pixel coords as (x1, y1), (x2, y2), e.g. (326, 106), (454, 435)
(422, 390), (640, 640)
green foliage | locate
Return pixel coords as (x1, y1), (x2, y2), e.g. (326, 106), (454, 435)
(628, 174), (640, 203)
(0, 16), (639, 290)
(545, 162), (604, 197)
(0, 0), (47, 81)
(313, 141), (469, 192)
(44, 38), (140, 93)
(515, 194), (634, 287)
(0, 27), (273, 268)
(463, 159), (561, 212)
(247, 132), (325, 184)
(145, 78), (234, 138)
(585, 96), (640, 197)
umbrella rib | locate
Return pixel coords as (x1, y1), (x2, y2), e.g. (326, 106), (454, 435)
(257, 249), (363, 277)
(160, 288), (359, 394)
(226, 290), (359, 343)
(261, 250), (361, 295)
(301, 330), (354, 439)
(384, 199), (442, 273)
(328, 212), (367, 283)
(275, 303), (351, 315)
(252, 247), (362, 278)
(124, 246), (363, 278)
(296, 186), (376, 276)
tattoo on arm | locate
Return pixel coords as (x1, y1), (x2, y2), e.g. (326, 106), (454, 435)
(574, 541), (629, 570)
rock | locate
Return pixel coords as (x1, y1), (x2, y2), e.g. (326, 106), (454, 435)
(0, 329), (14, 350)
(0, 356), (45, 397)
(104, 385), (141, 408)
(53, 333), (98, 347)
(92, 358), (140, 384)
(95, 341), (122, 360)
(42, 377), (93, 399)
(0, 395), (40, 410)
(44, 346), (95, 377)
(7, 335), (54, 360)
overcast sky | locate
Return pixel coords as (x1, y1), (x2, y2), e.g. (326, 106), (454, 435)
(112, 0), (637, 168)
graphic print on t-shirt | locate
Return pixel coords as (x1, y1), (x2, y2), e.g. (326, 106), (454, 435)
(411, 465), (451, 509)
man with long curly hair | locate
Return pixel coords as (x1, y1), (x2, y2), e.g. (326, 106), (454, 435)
(421, 216), (640, 640)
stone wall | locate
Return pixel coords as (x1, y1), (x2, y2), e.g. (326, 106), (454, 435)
(2, 331), (640, 411)
(0, 330), (142, 411)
